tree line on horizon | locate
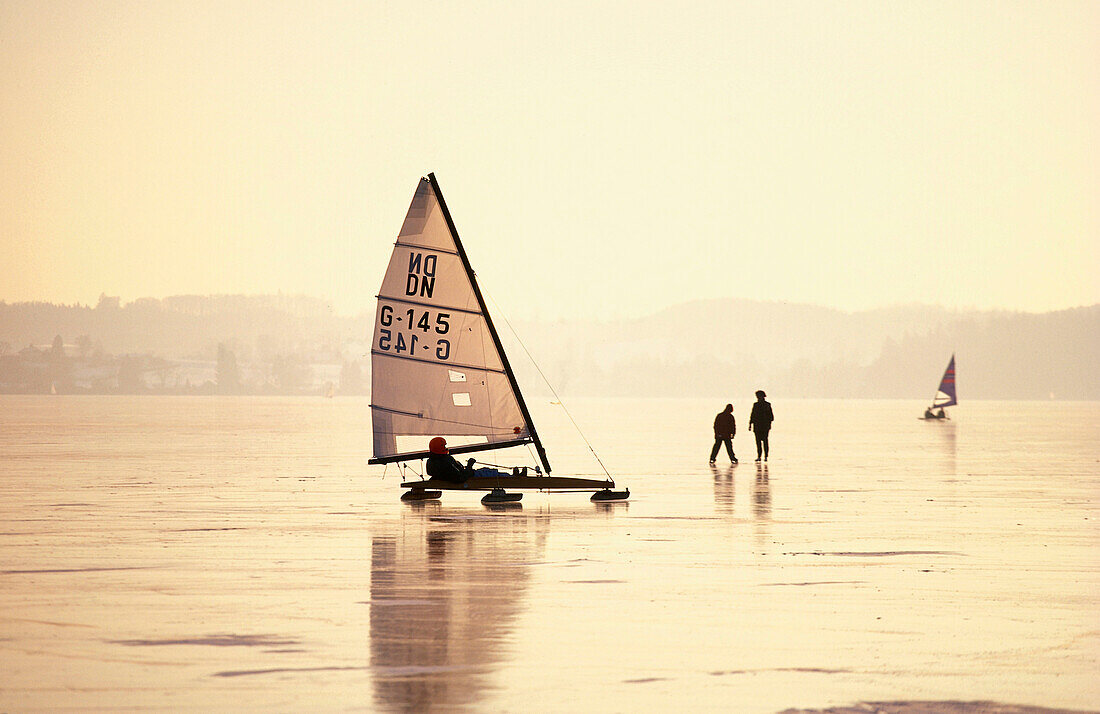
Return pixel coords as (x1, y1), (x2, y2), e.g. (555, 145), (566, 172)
(1, 295), (1096, 399)
(0, 295), (369, 395)
(0, 334), (367, 396)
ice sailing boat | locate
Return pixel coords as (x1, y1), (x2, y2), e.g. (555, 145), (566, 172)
(922, 354), (956, 420)
(368, 174), (628, 503)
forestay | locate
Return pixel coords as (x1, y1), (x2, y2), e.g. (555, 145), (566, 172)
(369, 177), (533, 464)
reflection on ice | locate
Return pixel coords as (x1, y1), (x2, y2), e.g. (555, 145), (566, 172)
(111, 634), (299, 648)
(1, 397), (1096, 713)
(593, 500), (629, 515)
(369, 509), (548, 712)
(753, 463), (771, 520)
(932, 420), (958, 476)
(753, 463), (772, 552)
(712, 463), (735, 513)
(482, 501), (523, 512)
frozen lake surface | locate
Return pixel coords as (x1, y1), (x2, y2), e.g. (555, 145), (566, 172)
(1, 396), (1097, 713)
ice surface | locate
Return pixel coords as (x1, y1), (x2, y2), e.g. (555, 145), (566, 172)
(0, 396), (1097, 713)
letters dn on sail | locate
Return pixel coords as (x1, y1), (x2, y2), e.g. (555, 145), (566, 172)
(406, 252), (436, 299)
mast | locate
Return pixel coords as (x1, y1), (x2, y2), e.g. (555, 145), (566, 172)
(426, 173), (553, 474)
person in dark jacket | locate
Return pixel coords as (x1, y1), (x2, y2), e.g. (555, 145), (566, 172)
(709, 404), (737, 465)
(425, 437), (474, 483)
(748, 390), (774, 461)
(425, 437), (510, 483)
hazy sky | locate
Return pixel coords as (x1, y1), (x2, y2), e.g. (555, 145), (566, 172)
(1, 1), (1096, 319)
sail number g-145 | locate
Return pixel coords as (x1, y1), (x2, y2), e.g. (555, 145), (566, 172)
(378, 305), (451, 360)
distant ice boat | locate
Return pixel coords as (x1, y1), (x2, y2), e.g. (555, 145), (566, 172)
(368, 174), (628, 503)
(922, 354), (956, 420)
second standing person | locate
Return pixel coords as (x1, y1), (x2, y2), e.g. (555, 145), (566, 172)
(749, 390), (774, 462)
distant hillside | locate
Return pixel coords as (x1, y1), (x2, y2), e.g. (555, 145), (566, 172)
(0, 294), (371, 363)
(1, 295), (1097, 399)
(505, 300), (1099, 400)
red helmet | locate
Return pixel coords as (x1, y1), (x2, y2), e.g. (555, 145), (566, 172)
(428, 437), (448, 455)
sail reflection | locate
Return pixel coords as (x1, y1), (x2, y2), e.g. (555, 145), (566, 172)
(369, 510), (548, 712)
(938, 421), (958, 477)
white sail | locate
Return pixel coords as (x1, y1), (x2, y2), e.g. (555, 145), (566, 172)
(370, 177), (531, 463)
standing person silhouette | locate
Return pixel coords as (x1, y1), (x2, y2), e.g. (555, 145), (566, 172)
(749, 390), (774, 462)
(709, 404), (737, 465)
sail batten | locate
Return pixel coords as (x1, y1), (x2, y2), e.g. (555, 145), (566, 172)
(371, 403), (525, 432)
(370, 175), (545, 468)
(393, 242), (460, 256)
(371, 350), (509, 375)
(373, 295), (484, 316)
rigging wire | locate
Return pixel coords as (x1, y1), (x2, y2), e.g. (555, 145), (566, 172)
(474, 293), (501, 452)
(486, 294), (612, 480)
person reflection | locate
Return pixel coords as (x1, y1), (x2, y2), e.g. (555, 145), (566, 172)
(711, 463), (735, 514)
(752, 463), (772, 553)
(753, 463), (771, 521)
(370, 513), (547, 712)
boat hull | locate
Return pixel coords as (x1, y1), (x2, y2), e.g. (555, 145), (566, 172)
(401, 475), (614, 492)
(591, 488), (630, 502)
(482, 488), (523, 504)
(400, 489), (442, 501)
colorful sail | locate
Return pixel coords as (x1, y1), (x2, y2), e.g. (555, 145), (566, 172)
(931, 354), (957, 409)
(369, 177), (534, 465)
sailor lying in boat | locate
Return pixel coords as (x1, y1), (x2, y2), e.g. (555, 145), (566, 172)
(425, 437), (508, 483)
